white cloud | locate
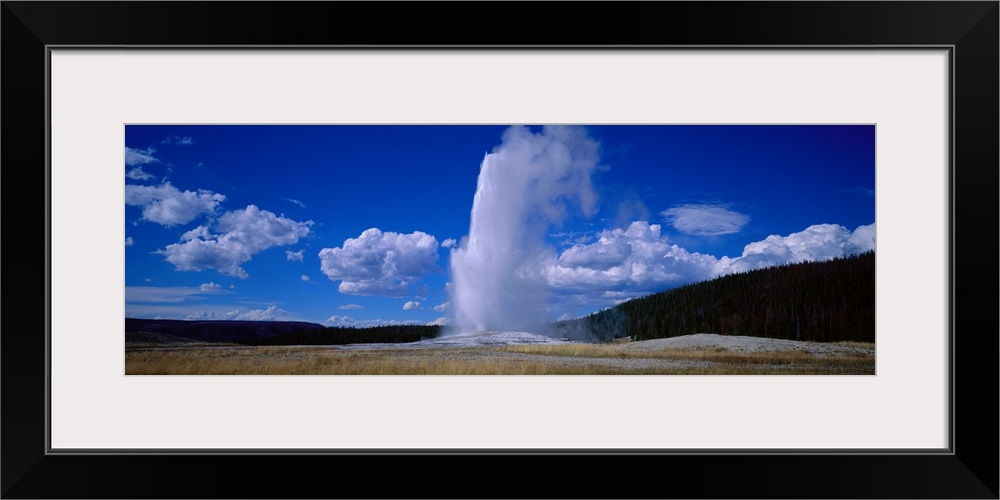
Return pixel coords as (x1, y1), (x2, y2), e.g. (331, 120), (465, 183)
(318, 228), (440, 297)
(156, 205), (313, 278)
(403, 301), (420, 311)
(551, 230), (596, 248)
(185, 305), (286, 321)
(338, 304), (364, 310)
(543, 219), (876, 315)
(428, 317), (450, 326)
(323, 315), (423, 328)
(556, 232), (632, 270)
(125, 146), (158, 166)
(125, 236), (134, 247)
(181, 225), (211, 241)
(301, 275), (310, 281)
(125, 182), (226, 227)
(126, 166), (156, 181)
(441, 238), (457, 248)
(545, 221), (719, 295)
(285, 198), (308, 208)
(323, 315), (356, 327)
(432, 302), (450, 312)
(849, 223), (876, 251)
(662, 204), (750, 236)
(543, 221), (875, 311)
(716, 223), (875, 275)
(286, 249), (305, 262)
(144, 278), (152, 283)
(126, 285), (226, 303)
(162, 135), (194, 145)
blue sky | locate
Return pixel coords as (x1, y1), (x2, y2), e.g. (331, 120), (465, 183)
(124, 125), (875, 327)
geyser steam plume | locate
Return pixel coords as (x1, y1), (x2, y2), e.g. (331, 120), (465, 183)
(449, 126), (600, 334)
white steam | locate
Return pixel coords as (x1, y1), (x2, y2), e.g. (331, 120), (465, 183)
(448, 126), (600, 334)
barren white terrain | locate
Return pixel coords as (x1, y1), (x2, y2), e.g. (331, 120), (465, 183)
(621, 333), (875, 357)
(336, 331), (873, 355)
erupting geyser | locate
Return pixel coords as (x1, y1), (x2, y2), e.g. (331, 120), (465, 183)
(448, 126), (601, 334)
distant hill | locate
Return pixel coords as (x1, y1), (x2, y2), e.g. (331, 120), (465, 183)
(557, 250), (875, 343)
(125, 331), (220, 347)
(124, 318), (327, 343)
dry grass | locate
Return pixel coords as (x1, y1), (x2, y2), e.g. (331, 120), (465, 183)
(833, 340), (877, 350)
(126, 342), (874, 375)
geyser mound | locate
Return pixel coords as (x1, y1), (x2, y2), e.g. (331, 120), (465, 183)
(421, 330), (574, 347)
(334, 330), (576, 350)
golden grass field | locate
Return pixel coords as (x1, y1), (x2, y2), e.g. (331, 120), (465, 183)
(125, 337), (875, 375)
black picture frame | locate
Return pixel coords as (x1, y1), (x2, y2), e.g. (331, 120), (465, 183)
(3, 2), (997, 498)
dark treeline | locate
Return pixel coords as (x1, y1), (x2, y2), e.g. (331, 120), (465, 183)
(237, 324), (441, 345)
(124, 318), (326, 342)
(558, 251), (875, 343)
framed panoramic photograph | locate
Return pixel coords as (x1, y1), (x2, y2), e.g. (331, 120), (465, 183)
(4, 2), (997, 499)
(122, 123), (876, 376)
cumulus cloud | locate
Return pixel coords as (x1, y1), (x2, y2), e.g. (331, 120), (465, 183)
(323, 315), (356, 327)
(338, 304), (364, 310)
(441, 238), (457, 248)
(126, 166), (156, 181)
(323, 315), (353, 327)
(662, 204), (750, 236)
(156, 205), (313, 278)
(556, 231), (633, 270)
(318, 228), (441, 297)
(432, 302), (450, 312)
(125, 236), (134, 247)
(403, 301), (421, 311)
(286, 249), (305, 262)
(848, 223), (876, 251)
(323, 315), (424, 328)
(125, 182), (226, 227)
(542, 220), (875, 311)
(186, 305), (286, 321)
(199, 282), (223, 293)
(301, 275), (310, 282)
(428, 317), (450, 326)
(235, 305), (286, 320)
(545, 221), (719, 295)
(717, 223), (875, 275)
(125, 146), (158, 166)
